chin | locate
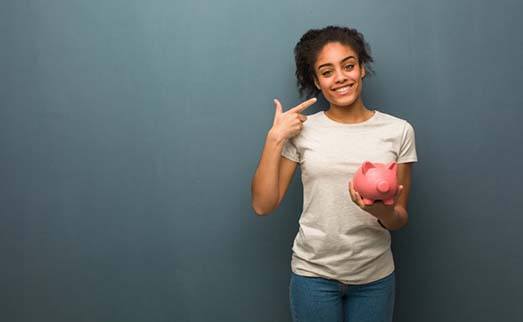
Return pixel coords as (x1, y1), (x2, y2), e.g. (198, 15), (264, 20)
(326, 95), (358, 108)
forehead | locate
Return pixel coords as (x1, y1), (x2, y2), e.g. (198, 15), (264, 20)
(315, 42), (358, 68)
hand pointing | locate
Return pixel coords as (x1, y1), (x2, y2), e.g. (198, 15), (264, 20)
(270, 97), (317, 141)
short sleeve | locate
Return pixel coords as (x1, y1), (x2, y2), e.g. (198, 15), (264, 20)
(397, 121), (418, 163)
(281, 138), (301, 163)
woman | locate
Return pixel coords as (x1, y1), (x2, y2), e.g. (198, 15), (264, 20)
(251, 26), (417, 322)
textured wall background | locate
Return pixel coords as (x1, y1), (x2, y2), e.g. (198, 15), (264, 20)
(2, 0), (522, 321)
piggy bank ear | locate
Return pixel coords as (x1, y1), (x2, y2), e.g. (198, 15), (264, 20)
(362, 161), (375, 175)
(386, 161), (397, 171)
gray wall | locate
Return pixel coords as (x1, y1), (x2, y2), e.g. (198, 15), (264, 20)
(2, 0), (522, 321)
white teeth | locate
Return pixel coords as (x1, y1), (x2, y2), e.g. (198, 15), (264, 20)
(335, 85), (352, 93)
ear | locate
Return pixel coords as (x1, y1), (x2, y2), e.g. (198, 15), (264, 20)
(361, 161), (375, 175)
(313, 75), (321, 90)
(361, 64), (366, 79)
(386, 161), (397, 171)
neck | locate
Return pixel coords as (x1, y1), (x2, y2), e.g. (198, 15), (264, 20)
(325, 98), (374, 124)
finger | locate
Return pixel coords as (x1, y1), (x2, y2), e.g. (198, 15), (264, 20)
(394, 185), (404, 202)
(290, 97), (317, 113)
(349, 181), (360, 201)
(354, 191), (365, 208)
(298, 114), (307, 122)
(349, 181), (363, 207)
(348, 181), (355, 200)
(272, 99), (283, 126)
(273, 99), (283, 116)
(348, 181), (355, 198)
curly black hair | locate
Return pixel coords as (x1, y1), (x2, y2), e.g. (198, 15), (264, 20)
(294, 26), (374, 98)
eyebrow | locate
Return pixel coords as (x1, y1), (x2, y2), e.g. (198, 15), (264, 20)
(317, 56), (357, 70)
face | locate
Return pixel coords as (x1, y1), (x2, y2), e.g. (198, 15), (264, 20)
(313, 42), (366, 108)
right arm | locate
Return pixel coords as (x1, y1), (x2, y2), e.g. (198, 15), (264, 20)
(251, 131), (298, 215)
(251, 98), (317, 216)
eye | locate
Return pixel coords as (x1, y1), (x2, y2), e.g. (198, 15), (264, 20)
(321, 70), (333, 77)
(345, 64), (354, 71)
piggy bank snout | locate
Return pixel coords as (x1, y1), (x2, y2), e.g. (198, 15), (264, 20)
(377, 181), (390, 193)
(352, 161), (398, 206)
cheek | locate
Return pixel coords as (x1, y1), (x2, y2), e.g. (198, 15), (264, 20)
(355, 69), (365, 80)
(320, 85), (332, 96)
(318, 78), (332, 90)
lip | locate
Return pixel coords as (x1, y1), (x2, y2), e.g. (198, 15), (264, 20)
(331, 83), (355, 95)
(332, 83), (354, 90)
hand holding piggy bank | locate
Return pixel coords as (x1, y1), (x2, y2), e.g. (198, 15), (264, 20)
(352, 161), (398, 206)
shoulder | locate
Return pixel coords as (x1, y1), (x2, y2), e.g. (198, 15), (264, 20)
(375, 110), (410, 125)
(301, 110), (325, 128)
(305, 110), (324, 121)
(375, 110), (415, 132)
(290, 111), (324, 145)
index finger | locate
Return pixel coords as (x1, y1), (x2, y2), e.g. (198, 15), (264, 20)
(289, 97), (317, 113)
(394, 185), (404, 201)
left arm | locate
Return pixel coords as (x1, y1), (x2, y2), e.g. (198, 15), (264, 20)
(349, 162), (413, 231)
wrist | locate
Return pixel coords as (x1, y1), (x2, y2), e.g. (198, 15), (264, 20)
(267, 128), (286, 145)
(378, 207), (408, 231)
(372, 206), (395, 222)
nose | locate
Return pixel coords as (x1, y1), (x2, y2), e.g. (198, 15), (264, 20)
(334, 69), (348, 84)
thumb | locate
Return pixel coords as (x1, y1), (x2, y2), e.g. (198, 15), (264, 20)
(273, 99), (283, 115)
(395, 185), (404, 199)
(273, 99), (283, 123)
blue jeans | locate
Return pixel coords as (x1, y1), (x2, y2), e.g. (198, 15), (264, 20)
(289, 271), (395, 322)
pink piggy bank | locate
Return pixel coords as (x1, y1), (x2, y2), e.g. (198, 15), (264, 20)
(352, 161), (398, 206)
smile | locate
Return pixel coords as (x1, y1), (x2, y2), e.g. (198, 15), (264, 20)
(333, 84), (354, 94)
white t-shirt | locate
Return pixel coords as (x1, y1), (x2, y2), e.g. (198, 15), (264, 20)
(282, 110), (418, 284)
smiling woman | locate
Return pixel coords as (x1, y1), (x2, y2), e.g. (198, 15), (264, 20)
(251, 25), (418, 322)
(313, 42), (368, 115)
